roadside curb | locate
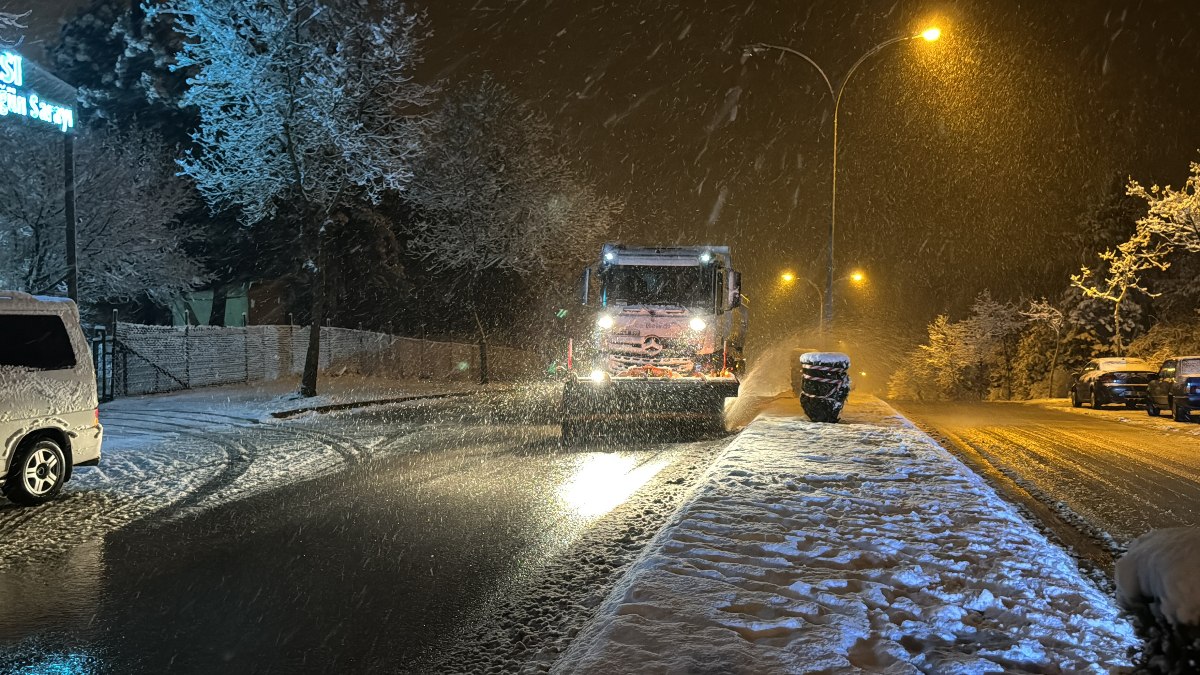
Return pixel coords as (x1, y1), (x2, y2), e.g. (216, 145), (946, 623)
(269, 387), (512, 419)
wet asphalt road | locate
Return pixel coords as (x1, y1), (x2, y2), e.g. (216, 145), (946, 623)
(896, 400), (1200, 548)
(0, 386), (727, 674)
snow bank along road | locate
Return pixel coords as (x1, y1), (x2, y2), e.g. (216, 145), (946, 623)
(558, 396), (1136, 674)
(897, 400), (1200, 560)
(0, 383), (728, 673)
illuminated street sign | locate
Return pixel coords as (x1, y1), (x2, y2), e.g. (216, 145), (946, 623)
(0, 51), (75, 133)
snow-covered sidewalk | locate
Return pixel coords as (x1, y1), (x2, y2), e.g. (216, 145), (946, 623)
(100, 373), (505, 421)
(556, 395), (1138, 674)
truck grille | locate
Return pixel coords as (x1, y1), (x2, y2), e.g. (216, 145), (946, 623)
(608, 354), (694, 375)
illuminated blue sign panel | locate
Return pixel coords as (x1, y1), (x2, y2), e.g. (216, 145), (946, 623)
(0, 51), (75, 133)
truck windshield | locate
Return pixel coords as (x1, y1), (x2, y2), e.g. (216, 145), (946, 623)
(604, 265), (714, 307)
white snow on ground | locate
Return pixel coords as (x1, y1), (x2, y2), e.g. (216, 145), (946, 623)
(0, 376), (495, 569)
(1117, 527), (1200, 626)
(555, 396), (1137, 674)
(1023, 398), (1200, 437)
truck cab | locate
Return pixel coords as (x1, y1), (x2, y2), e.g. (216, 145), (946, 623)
(562, 244), (747, 442)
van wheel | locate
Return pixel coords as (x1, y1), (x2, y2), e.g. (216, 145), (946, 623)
(5, 437), (67, 506)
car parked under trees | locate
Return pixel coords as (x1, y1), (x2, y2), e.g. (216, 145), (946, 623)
(1146, 357), (1200, 421)
(1069, 357), (1157, 409)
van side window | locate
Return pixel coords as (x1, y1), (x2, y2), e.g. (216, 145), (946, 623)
(0, 314), (77, 370)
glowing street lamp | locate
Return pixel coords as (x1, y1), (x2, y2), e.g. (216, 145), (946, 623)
(745, 26), (941, 333)
(778, 269), (867, 334)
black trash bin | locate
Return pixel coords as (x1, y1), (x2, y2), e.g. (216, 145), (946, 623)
(796, 351), (850, 423)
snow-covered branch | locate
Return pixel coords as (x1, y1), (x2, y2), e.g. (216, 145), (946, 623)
(0, 125), (205, 304)
(1071, 224), (1171, 353)
(1128, 161), (1200, 253)
(0, 10), (27, 47)
(407, 76), (621, 280)
(154, 0), (433, 225)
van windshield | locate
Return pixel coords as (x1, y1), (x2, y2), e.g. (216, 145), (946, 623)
(0, 314), (77, 370)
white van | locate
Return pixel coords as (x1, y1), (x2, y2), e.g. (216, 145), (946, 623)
(1, 292), (103, 505)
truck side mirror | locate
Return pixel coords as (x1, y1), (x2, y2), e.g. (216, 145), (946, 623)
(728, 270), (742, 309)
(579, 267), (591, 306)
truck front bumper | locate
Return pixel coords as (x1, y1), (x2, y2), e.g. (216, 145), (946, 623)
(564, 375), (738, 423)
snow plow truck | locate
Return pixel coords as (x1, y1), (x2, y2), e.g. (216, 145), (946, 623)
(561, 243), (747, 442)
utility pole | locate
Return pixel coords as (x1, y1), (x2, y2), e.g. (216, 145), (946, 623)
(64, 132), (78, 301)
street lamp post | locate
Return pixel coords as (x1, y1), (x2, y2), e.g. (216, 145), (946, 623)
(747, 27), (940, 332)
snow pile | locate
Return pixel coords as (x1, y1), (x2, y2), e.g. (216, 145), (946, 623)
(556, 397), (1137, 674)
(798, 350), (850, 367)
(1117, 528), (1200, 627)
(1115, 528), (1200, 673)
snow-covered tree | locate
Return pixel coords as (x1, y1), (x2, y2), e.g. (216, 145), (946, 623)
(961, 291), (1024, 399)
(409, 76), (619, 279)
(51, 1), (191, 139)
(152, 0), (434, 396)
(0, 125), (203, 305)
(1019, 298), (1065, 397)
(407, 76), (621, 380)
(1071, 223), (1171, 355)
(1128, 160), (1200, 253)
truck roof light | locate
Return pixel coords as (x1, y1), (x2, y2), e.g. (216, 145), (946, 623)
(699, 252), (712, 263)
(604, 251), (616, 261)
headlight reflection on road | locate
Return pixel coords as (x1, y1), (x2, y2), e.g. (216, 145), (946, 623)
(558, 453), (668, 519)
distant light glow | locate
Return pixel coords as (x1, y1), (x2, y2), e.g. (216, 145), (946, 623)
(596, 314), (615, 329)
(780, 272), (795, 283)
(850, 271), (865, 283)
(699, 251), (712, 263)
(559, 453), (668, 518)
(689, 317), (707, 331)
(589, 369), (607, 382)
(922, 27), (941, 42)
(604, 251), (616, 261)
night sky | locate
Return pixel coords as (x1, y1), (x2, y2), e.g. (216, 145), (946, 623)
(15, 0), (1200, 350)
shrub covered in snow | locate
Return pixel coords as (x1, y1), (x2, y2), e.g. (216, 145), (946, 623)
(1116, 527), (1200, 674)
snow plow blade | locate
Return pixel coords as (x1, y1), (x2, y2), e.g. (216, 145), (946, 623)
(561, 376), (738, 443)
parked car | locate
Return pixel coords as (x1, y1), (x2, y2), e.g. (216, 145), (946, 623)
(1145, 357), (1200, 421)
(1, 292), (103, 505)
(1069, 357), (1157, 409)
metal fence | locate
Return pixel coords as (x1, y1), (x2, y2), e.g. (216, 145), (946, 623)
(93, 322), (539, 400)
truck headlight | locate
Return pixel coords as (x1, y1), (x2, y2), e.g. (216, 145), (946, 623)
(597, 315), (615, 329)
(590, 369), (607, 382)
(689, 317), (706, 331)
